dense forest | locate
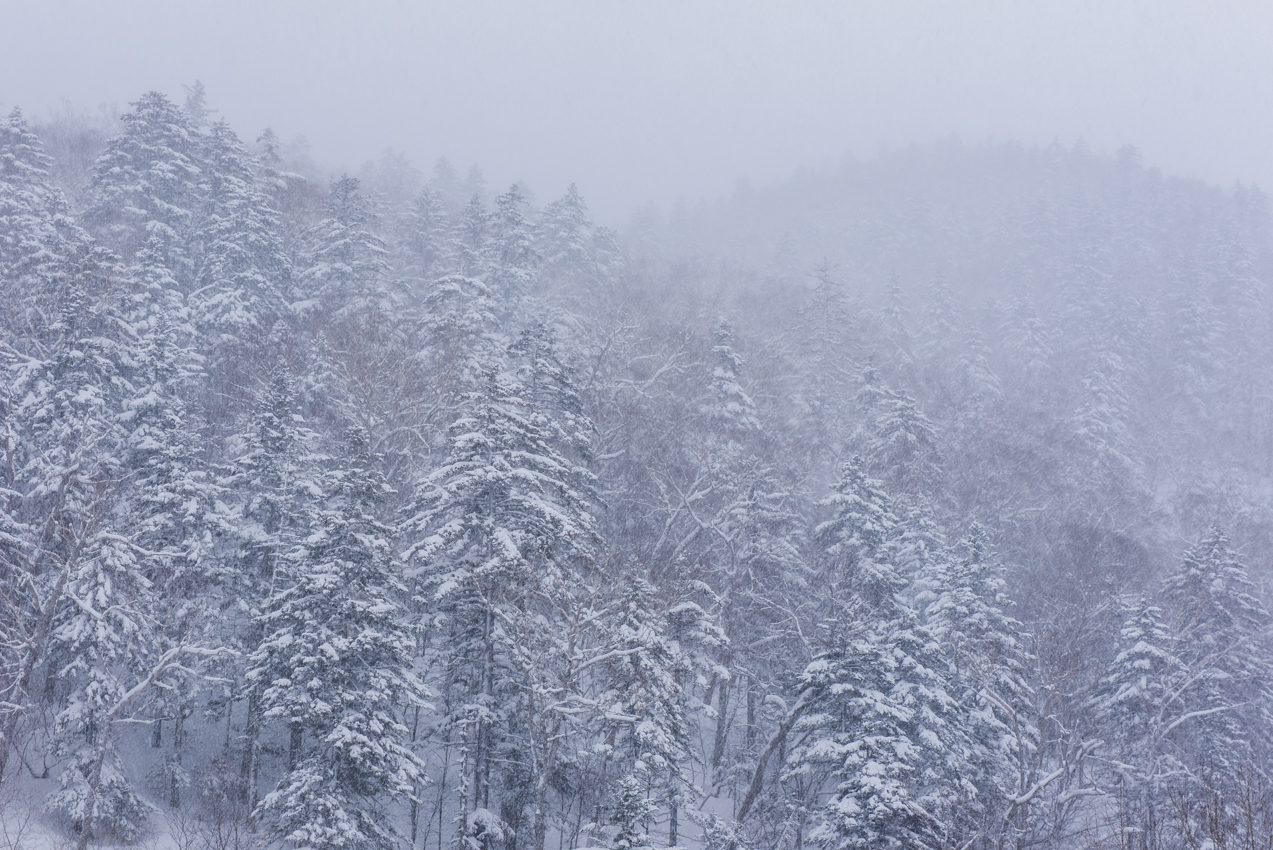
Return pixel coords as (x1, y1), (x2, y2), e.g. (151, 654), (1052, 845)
(3, 86), (1273, 850)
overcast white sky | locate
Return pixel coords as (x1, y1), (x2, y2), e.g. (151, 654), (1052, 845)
(4, 0), (1273, 223)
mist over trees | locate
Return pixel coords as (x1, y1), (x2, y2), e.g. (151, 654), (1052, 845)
(3, 87), (1273, 850)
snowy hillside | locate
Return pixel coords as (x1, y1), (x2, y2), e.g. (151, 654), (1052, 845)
(3, 89), (1273, 850)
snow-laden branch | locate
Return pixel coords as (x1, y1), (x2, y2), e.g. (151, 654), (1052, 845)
(1159, 702), (1243, 740)
(735, 692), (808, 822)
(96, 532), (186, 559)
(107, 645), (236, 722)
(1010, 766), (1067, 807)
(573, 646), (643, 673)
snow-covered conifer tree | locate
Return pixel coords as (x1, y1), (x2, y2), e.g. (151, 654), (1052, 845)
(251, 427), (428, 850)
(595, 577), (691, 845)
(397, 187), (452, 298)
(487, 184), (538, 311)
(193, 120), (290, 365)
(854, 371), (942, 505)
(225, 364), (323, 809)
(918, 526), (1035, 843)
(296, 175), (392, 322)
(402, 356), (598, 850)
(25, 284), (201, 846)
(0, 108), (95, 344)
(537, 184), (622, 307)
(84, 92), (204, 277)
(789, 460), (973, 850)
(0, 115), (112, 784)
(1157, 529), (1272, 774)
(1093, 597), (1179, 850)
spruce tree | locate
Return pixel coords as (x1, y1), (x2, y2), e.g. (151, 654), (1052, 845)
(296, 175), (392, 323)
(1158, 529), (1272, 775)
(402, 357), (598, 850)
(193, 120), (289, 360)
(791, 460), (973, 850)
(1093, 597), (1179, 850)
(918, 526), (1035, 843)
(225, 364), (323, 810)
(0, 117), (112, 785)
(85, 92), (204, 277)
(487, 184), (538, 312)
(0, 108), (95, 344)
(251, 428), (428, 850)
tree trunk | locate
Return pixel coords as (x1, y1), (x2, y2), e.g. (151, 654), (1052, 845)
(478, 604), (496, 813)
(410, 705), (421, 846)
(74, 745), (109, 850)
(436, 725), (453, 850)
(288, 722), (302, 772)
(456, 723), (472, 850)
(0, 555), (74, 783)
(169, 710), (184, 808)
(241, 688), (261, 812)
(712, 677), (730, 776)
(736, 696), (805, 823)
(746, 682), (756, 753)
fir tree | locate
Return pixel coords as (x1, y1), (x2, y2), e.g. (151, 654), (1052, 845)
(1093, 597), (1179, 850)
(595, 577), (692, 845)
(814, 457), (903, 612)
(0, 108), (94, 345)
(397, 186), (452, 297)
(853, 371), (942, 505)
(296, 175), (392, 322)
(85, 92), (204, 277)
(707, 319), (761, 437)
(1157, 529), (1273, 775)
(402, 360), (598, 850)
(918, 526), (1035, 843)
(117, 293), (218, 807)
(251, 428), (428, 850)
(487, 184), (538, 312)
(791, 461), (974, 850)
(609, 774), (657, 850)
(26, 283), (202, 845)
(225, 364), (323, 810)
(0, 121), (113, 784)
(537, 184), (623, 307)
(193, 120), (289, 358)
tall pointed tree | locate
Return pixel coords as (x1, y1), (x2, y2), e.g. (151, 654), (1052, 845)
(1093, 597), (1180, 850)
(296, 175), (392, 323)
(251, 428), (429, 850)
(1157, 529), (1273, 775)
(193, 120), (289, 363)
(85, 92), (204, 278)
(0, 108), (95, 344)
(402, 358), (599, 850)
(788, 460), (974, 850)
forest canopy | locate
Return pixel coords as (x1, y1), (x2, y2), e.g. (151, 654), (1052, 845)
(2, 88), (1272, 850)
